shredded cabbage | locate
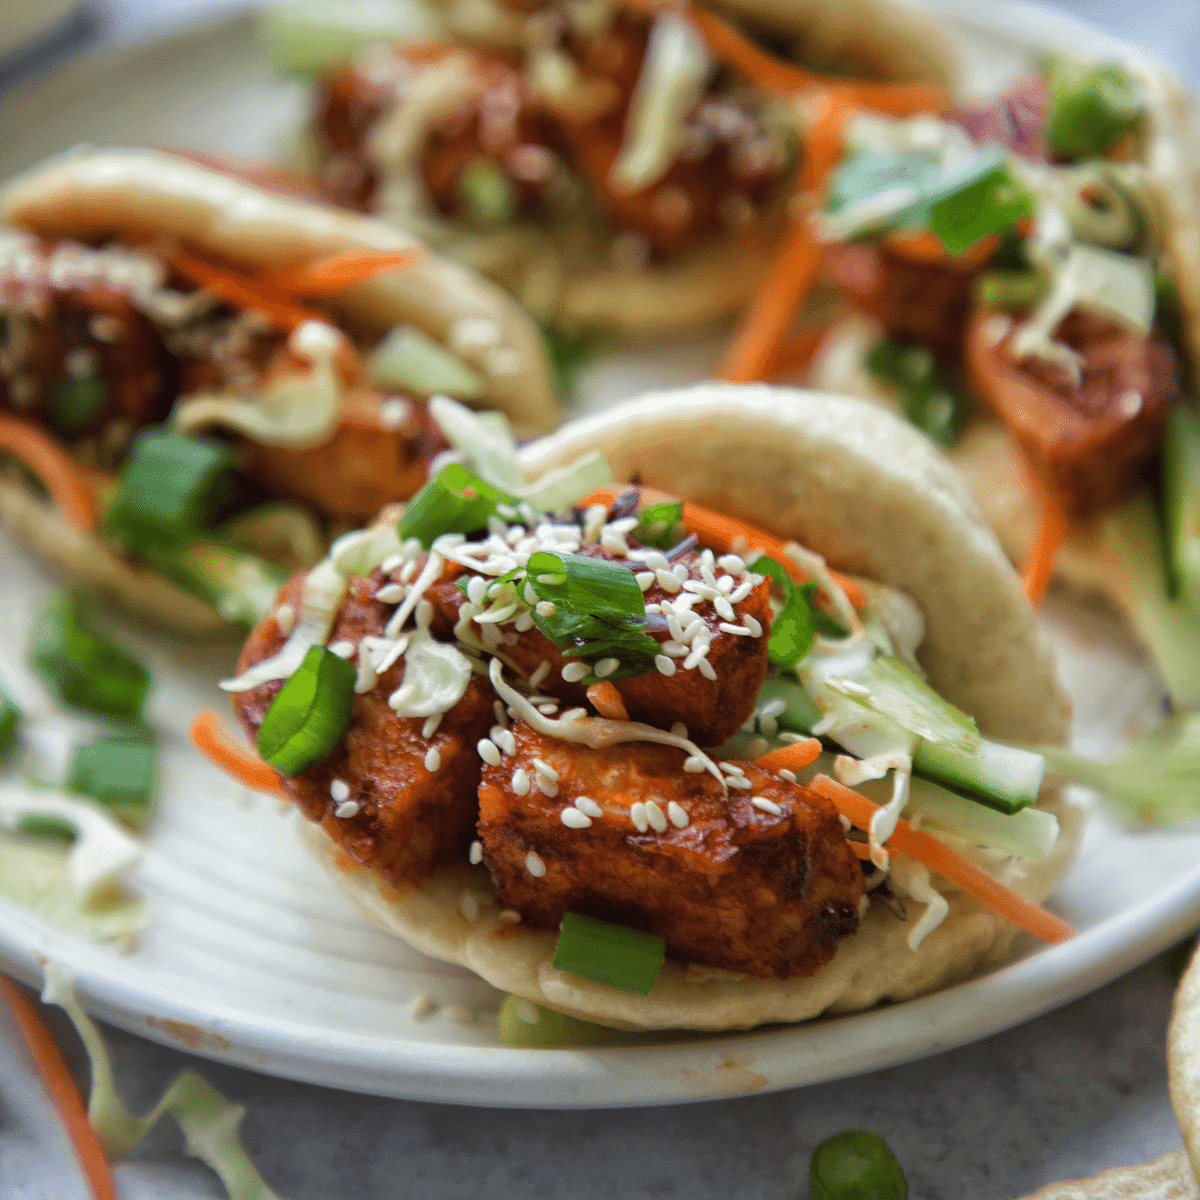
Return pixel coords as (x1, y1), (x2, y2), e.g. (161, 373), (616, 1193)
(42, 963), (284, 1200)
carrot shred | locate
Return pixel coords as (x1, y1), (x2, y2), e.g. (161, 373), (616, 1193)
(807, 773), (1075, 944)
(169, 253), (319, 331)
(261, 250), (424, 297)
(622, 0), (948, 114)
(1, 975), (118, 1200)
(1022, 490), (1068, 610)
(765, 322), (833, 381)
(190, 709), (286, 798)
(884, 230), (999, 268)
(754, 738), (823, 774)
(0, 415), (100, 532)
(586, 681), (629, 721)
(158, 146), (322, 198)
(847, 840), (872, 860)
(578, 486), (867, 608)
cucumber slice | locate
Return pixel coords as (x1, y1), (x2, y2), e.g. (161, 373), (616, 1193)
(755, 674), (823, 734)
(914, 736), (1045, 814)
(905, 777), (1059, 859)
(368, 325), (484, 400)
(1163, 405), (1200, 613)
(1101, 490), (1200, 710)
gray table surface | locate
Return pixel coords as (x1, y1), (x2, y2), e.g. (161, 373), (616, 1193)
(3, 2), (1200, 1198)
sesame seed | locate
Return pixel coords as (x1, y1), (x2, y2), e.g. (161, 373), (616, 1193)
(512, 768), (531, 796)
(458, 892), (480, 922)
(760, 715), (779, 738)
(720, 761), (745, 775)
(329, 640), (356, 659)
(561, 807), (592, 829)
(719, 622), (752, 636)
(759, 699), (787, 718)
(683, 756), (706, 773)
(400, 559), (418, 583)
(575, 796), (603, 818)
(493, 727), (517, 756)
(655, 568), (682, 593)
(752, 796), (783, 815)
(630, 802), (650, 833)
(680, 617), (706, 645)
(698, 658), (718, 681)
(668, 801), (689, 828)
(667, 614), (686, 642)
(661, 641), (689, 658)
(838, 679), (872, 697)
(477, 738), (502, 766)
(683, 642), (710, 670)
(655, 655), (677, 677)
(498, 909), (522, 923)
(645, 800), (668, 832)
(779, 769), (797, 783)
(422, 713), (443, 739)
(728, 776), (753, 790)
(746, 736), (770, 758)
(600, 531), (629, 555)
(467, 576), (488, 605)
(335, 800), (360, 818)
(424, 747), (441, 772)
(536, 775), (560, 797)
(410, 995), (436, 1020)
(537, 702), (560, 716)
(718, 554), (746, 574)
(375, 583), (406, 603)
(380, 397), (411, 428)
(636, 572), (655, 591)
(274, 604), (296, 635)
(718, 575), (735, 594)
(330, 779), (350, 802)
(743, 614), (764, 637)
(528, 661), (551, 689)
(672, 562), (690, 582)
(671, 722), (688, 738)
(729, 580), (755, 603)
(561, 661), (591, 683)
(535, 600), (558, 617)
(514, 611), (535, 632)
(525, 851), (547, 877)
(533, 758), (559, 781)
(469, 840), (483, 864)
(594, 657), (619, 678)
(714, 596), (735, 621)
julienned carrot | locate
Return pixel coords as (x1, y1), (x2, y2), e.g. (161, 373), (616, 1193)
(754, 738), (823, 774)
(717, 93), (853, 385)
(579, 486), (867, 608)
(808, 773), (1075, 944)
(885, 230), (1000, 268)
(190, 710), (286, 798)
(586, 681), (629, 722)
(765, 323), (833, 381)
(261, 250), (424, 296)
(0, 975), (117, 1200)
(0, 416), (100, 532)
(159, 146), (322, 198)
(847, 840), (872, 860)
(621, 0), (948, 114)
(169, 253), (319, 331)
(1023, 490), (1068, 611)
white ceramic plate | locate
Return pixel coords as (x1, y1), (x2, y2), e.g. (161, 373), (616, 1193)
(1, 3), (1198, 1109)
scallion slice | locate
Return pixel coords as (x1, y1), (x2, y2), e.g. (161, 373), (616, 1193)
(0, 687), (20, 762)
(524, 551), (661, 680)
(30, 593), (150, 722)
(52, 372), (108, 439)
(928, 153), (1034, 257)
(496, 994), (613, 1048)
(456, 159), (518, 229)
(66, 735), (158, 830)
(151, 542), (286, 629)
(17, 815), (78, 843)
(105, 430), (241, 552)
(1045, 58), (1143, 160)
(257, 645), (356, 776)
(635, 500), (684, 550)
(397, 463), (519, 549)
(552, 911), (665, 996)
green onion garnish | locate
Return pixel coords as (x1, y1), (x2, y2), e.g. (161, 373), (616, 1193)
(66, 735), (157, 831)
(496, 994), (614, 1048)
(30, 593), (150, 722)
(1045, 58), (1143, 160)
(0, 687), (20, 762)
(257, 645), (356, 776)
(866, 341), (973, 448)
(52, 372), (108, 439)
(397, 463), (520, 549)
(17, 815), (78, 843)
(524, 550), (661, 680)
(635, 500), (685, 550)
(105, 430), (241, 551)
(150, 542), (286, 629)
(552, 912), (665, 996)
(927, 151), (1034, 256)
(754, 555), (844, 670)
(456, 158), (518, 229)
(811, 1129), (909, 1200)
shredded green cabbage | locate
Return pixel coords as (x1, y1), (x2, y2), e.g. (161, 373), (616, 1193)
(42, 963), (284, 1200)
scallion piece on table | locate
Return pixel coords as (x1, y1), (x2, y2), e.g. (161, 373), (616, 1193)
(397, 463), (519, 549)
(66, 735), (158, 831)
(257, 645), (356, 776)
(30, 593), (150, 722)
(105, 430), (241, 551)
(552, 912), (665, 996)
(0, 687), (20, 762)
(811, 1129), (908, 1200)
(635, 500), (684, 550)
(524, 550), (661, 680)
(51, 372), (108, 439)
(1045, 59), (1143, 160)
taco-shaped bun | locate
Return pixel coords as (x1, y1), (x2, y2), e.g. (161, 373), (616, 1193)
(0, 148), (559, 635)
(287, 385), (1081, 1031)
(1013, 1152), (1199, 1200)
(307, 0), (955, 337)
